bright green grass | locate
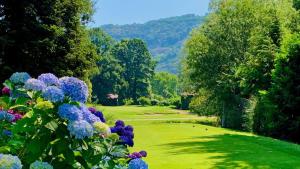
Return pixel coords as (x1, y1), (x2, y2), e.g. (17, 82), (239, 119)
(95, 105), (300, 169)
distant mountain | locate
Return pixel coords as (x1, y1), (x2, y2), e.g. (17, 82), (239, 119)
(101, 14), (205, 74)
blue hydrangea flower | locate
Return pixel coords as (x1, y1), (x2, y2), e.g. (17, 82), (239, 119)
(67, 120), (94, 139)
(128, 159), (148, 169)
(38, 73), (59, 86)
(0, 154), (22, 169)
(9, 72), (31, 84)
(0, 111), (15, 122)
(42, 86), (65, 103)
(58, 104), (82, 121)
(80, 105), (100, 124)
(59, 77), (88, 103)
(3, 130), (12, 137)
(24, 78), (46, 91)
(30, 161), (53, 169)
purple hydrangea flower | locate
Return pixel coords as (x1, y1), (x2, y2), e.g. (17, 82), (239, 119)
(11, 113), (23, 122)
(0, 154), (23, 169)
(88, 107), (97, 113)
(59, 77), (88, 103)
(139, 151), (147, 157)
(58, 104), (82, 121)
(67, 120), (94, 139)
(124, 125), (134, 132)
(93, 111), (106, 123)
(110, 125), (124, 134)
(9, 72), (31, 84)
(128, 152), (142, 159)
(128, 159), (148, 169)
(123, 130), (134, 139)
(24, 79), (46, 91)
(80, 105), (100, 124)
(42, 86), (65, 103)
(120, 135), (134, 147)
(115, 120), (125, 127)
(38, 73), (59, 86)
(1, 87), (10, 95)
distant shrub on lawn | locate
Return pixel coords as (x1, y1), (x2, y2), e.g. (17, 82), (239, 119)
(137, 97), (151, 106)
(0, 72), (148, 169)
(123, 98), (134, 105)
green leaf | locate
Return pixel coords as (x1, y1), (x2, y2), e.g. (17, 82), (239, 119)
(45, 120), (58, 131)
(3, 80), (13, 89)
(0, 146), (11, 153)
(0, 96), (10, 109)
(15, 97), (29, 105)
(9, 104), (29, 112)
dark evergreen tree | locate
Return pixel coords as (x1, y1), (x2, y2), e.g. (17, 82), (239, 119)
(0, 0), (98, 83)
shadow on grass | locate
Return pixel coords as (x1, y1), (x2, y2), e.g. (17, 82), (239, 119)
(160, 134), (300, 169)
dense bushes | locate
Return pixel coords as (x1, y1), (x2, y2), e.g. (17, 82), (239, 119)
(137, 97), (151, 106)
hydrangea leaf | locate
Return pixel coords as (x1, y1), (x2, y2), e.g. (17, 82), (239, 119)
(45, 120), (58, 131)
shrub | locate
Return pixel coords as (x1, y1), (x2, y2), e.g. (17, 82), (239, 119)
(123, 98), (134, 105)
(0, 72), (148, 169)
(137, 97), (151, 106)
(158, 100), (170, 106)
(150, 99), (159, 106)
(168, 97), (181, 109)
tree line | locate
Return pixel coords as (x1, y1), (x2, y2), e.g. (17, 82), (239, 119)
(183, 0), (300, 143)
(89, 28), (180, 106)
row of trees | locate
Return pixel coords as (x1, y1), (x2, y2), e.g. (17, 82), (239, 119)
(90, 28), (181, 106)
(183, 0), (300, 143)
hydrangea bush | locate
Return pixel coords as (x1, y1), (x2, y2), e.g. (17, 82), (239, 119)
(0, 72), (148, 169)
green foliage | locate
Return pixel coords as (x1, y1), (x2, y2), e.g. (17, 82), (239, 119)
(0, 0), (98, 85)
(123, 98), (134, 106)
(137, 97), (151, 106)
(111, 39), (155, 103)
(101, 14), (205, 74)
(151, 72), (179, 98)
(294, 0), (300, 10)
(255, 35), (300, 142)
(184, 0), (298, 130)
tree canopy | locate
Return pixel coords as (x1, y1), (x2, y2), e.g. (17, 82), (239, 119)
(183, 0), (300, 142)
(0, 0), (98, 84)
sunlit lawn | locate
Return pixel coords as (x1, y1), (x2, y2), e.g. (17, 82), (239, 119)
(95, 105), (300, 169)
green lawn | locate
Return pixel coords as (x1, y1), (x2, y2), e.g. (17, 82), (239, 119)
(95, 105), (300, 169)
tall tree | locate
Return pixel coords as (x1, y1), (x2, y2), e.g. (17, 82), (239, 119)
(89, 28), (126, 104)
(0, 0), (98, 83)
(111, 39), (155, 102)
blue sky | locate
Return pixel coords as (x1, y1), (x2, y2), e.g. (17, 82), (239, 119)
(91, 0), (210, 26)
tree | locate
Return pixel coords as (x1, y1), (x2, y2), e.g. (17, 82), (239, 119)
(89, 28), (126, 105)
(111, 39), (155, 102)
(0, 0), (98, 84)
(256, 36), (300, 143)
(151, 72), (178, 98)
